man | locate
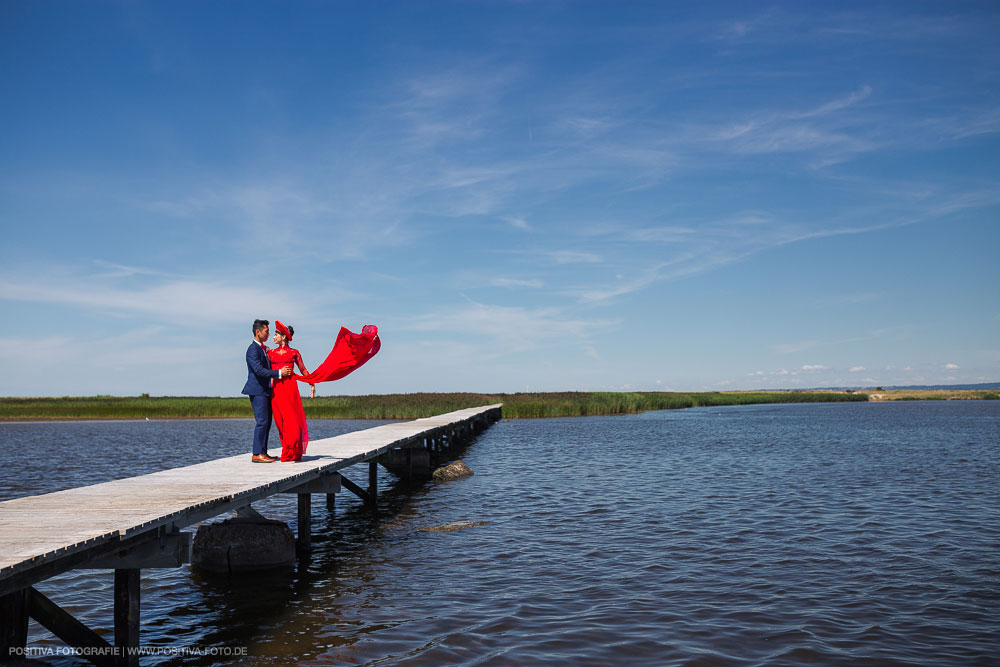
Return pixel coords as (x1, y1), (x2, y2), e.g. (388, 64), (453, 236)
(242, 319), (292, 463)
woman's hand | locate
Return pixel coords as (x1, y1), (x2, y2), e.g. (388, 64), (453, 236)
(310, 384), (316, 399)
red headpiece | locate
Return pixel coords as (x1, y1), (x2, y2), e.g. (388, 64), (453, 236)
(275, 320), (292, 341)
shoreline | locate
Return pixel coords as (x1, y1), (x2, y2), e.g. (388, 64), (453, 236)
(2, 390), (995, 422)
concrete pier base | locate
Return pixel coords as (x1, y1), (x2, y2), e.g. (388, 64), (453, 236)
(192, 517), (295, 572)
(379, 446), (432, 481)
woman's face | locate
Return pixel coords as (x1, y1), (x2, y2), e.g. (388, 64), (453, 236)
(273, 332), (286, 346)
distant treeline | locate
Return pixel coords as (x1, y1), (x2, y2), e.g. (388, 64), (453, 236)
(0, 391), (868, 421)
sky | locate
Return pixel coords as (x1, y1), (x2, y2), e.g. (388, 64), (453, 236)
(1, 1), (998, 397)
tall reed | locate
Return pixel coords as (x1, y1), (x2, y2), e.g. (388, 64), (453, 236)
(1, 391), (868, 421)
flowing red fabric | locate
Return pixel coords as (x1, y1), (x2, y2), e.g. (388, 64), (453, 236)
(294, 325), (381, 384)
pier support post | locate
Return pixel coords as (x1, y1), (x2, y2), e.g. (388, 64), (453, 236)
(0, 588), (28, 659)
(368, 460), (378, 505)
(114, 569), (140, 667)
(297, 494), (311, 550)
(326, 493), (335, 511)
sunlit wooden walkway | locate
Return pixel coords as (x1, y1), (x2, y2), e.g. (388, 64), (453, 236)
(0, 404), (501, 666)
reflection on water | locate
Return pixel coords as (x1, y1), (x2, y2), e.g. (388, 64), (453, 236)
(2, 403), (999, 665)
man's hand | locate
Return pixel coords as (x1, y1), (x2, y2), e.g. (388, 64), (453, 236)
(280, 367), (293, 379)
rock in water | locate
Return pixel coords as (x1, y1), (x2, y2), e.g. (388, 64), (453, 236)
(432, 459), (474, 482)
(192, 517), (295, 572)
(419, 520), (489, 533)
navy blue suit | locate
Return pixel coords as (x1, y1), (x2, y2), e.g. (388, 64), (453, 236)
(242, 341), (280, 456)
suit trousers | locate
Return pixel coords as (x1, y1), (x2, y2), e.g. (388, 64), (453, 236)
(249, 394), (273, 455)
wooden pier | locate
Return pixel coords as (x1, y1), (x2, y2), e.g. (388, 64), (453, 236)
(0, 404), (501, 666)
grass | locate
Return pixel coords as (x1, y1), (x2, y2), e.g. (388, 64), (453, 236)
(0, 391), (870, 421)
(867, 389), (998, 401)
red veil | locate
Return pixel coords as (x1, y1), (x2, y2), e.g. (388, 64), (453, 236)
(294, 324), (381, 384)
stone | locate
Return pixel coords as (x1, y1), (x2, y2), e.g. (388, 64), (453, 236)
(418, 520), (489, 533)
(192, 517), (295, 572)
(432, 459), (474, 482)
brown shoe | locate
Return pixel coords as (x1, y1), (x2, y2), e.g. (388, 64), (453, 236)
(261, 453), (278, 462)
(251, 454), (276, 463)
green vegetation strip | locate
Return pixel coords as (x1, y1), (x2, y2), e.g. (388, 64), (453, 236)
(0, 391), (868, 421)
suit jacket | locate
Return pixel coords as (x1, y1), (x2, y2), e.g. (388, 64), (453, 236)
(242, 341), (280, 396)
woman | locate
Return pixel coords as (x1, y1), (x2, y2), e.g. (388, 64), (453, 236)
(269, 321), (315, 462)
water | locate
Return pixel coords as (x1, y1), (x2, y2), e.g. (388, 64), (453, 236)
(1, 401), (998, 665)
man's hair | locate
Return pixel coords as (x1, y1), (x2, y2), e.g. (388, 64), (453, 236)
(252, 319), (270, 335)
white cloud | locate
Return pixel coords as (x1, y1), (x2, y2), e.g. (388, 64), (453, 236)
(944, 363), (960, 369)
(801, 364), (829, 372)
(626, 226), (697, 243)
(491, 278), (544, 289)
(0, 263), (361, 327)
(772, 340), (819, 355)
(0, 276), (281, 324)
(401, 298), (615, 354)
(549, 250), (603, 265)
(147, 180), (416, 260)
(709, 86), (875, 159)
(793, 86), (873, 120)
(849, 366), (865, 372)
(503, 216), (531, 230)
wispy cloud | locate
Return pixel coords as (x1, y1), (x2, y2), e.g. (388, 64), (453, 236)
(772, 341), (820, 355)
(549, 250), (603, 265)
(625, 226), (697, 243)
(793, 86), (873, 119)
(710, 86), (875, 159)
(0, 263), (343, 325)
(146, 180), (416, 260)
(492, 277), (544, 289)
(92, 260), (166, 279)
(401, 298), (615, 354)
(951, 106), (1000, 139)
(0, 276), (289, 324)
(503, 216), (532, 230)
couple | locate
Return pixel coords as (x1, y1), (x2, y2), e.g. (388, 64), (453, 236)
(242, 318), (381, 463)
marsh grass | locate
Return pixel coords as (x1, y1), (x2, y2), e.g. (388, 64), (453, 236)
(869, 389), (996, 402)
(1, 391), (868, 421)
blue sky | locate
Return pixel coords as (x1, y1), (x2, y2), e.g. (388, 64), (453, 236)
(1, 1), (998, 397)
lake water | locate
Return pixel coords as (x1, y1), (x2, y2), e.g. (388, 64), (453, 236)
(1, 401), (998, 665)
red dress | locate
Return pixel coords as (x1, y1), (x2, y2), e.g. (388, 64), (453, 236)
(268, 346), (310, 462)
(267, 325), (381, 462)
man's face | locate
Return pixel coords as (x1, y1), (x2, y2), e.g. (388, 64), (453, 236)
(256, 326), (270, 343)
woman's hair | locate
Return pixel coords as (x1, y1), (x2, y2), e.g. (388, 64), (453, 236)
(286, 325), (295, 339)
